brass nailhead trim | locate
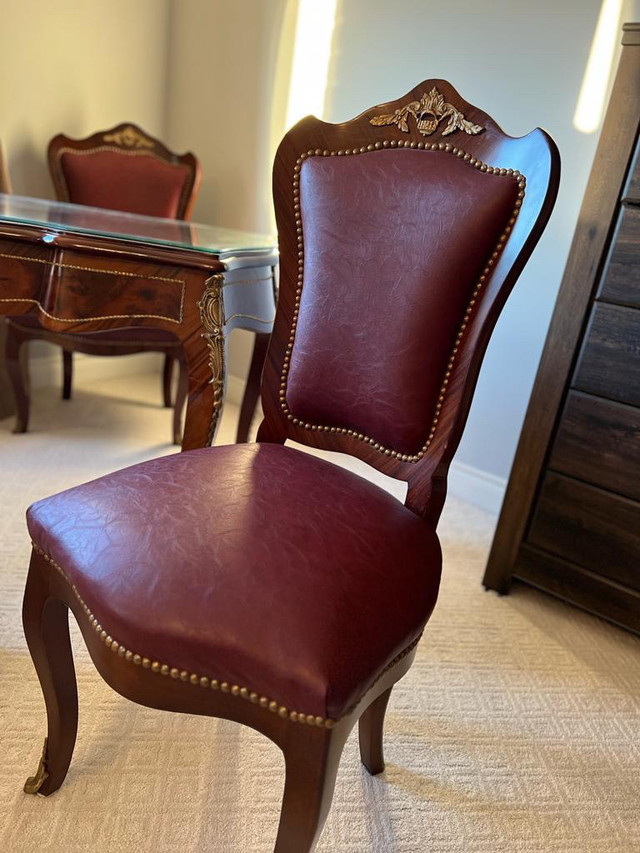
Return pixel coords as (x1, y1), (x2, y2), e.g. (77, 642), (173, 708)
(344, 632), (422, 716)
(31, 543), (336, 729)
(281, 143), (526, 463)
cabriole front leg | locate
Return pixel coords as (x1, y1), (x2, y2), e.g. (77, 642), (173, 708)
(22, 549), (78, 796)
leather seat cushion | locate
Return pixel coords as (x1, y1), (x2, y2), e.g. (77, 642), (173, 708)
(7, 314), (180, 347)
(27, 443), (441, 721)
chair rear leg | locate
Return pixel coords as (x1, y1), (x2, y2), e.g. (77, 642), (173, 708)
(274, 722), (348, 853)
(172, 357), (189, 445)
(22, 550), (78, 796)
(162, 355), (174, 408)
(358, 687), (392, 775)
(235, 332), (269, 443)
(5, 322), (30, 433)
(62, 350), (73, 400)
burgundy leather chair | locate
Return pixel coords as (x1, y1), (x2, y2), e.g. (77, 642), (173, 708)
(21, 82), (559, 852)
(5, 123), (199, 443)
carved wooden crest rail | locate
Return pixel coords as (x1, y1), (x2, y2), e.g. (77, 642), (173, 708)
(102, 125), (155, 149)
(370, 86), (484, 137)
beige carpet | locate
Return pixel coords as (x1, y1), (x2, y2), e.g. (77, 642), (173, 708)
(0, 369), (639, 853)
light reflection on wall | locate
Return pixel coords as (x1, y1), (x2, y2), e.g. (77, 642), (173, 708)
(573, 0), (623, 133)
(285, 0), (339, 129)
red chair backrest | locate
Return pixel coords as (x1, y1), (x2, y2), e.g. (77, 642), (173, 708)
(258, 80), (560, 523)
(48, 123), (201, 220)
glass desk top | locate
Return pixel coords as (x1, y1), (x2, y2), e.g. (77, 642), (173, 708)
(0, 194), (275, 257)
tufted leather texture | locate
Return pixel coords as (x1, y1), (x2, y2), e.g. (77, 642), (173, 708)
(59, 150), (189, 218)
(27, 443), (441, 720)
(286, 149), (519, 454)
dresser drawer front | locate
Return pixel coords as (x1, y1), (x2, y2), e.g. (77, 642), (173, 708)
(598, 206), (640, 308)
(514, 545), (640, 633)
(46, 261), (185, 325)
(550, 391), (640, 501)
(0, 240), (51, 310)
(573, 302), (640, 406)
(527, 472), (640, 591)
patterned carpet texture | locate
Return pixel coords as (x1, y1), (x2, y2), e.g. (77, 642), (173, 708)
(0, 371), (639, 852)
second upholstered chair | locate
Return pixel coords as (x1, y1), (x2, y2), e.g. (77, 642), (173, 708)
(5, 123), (200, 443)
(21, 82), (559, 851)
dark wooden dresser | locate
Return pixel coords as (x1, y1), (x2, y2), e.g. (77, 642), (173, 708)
(483, 23), (640, 634)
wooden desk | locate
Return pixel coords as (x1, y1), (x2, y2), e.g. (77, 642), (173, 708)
(0, 194), (277, 450)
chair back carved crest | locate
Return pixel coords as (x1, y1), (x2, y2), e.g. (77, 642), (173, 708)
(258, 80), (560, 522)
(47, 122), (201, 220)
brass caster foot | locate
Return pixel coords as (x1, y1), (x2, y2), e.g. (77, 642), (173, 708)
(24, 738), (49, 795)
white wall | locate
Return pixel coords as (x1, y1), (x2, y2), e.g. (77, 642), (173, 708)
(164, 0), (290, 233)
(0, 0), (171, 380)
(0, 0), (171, 200)
(324, 0), (629, 490)
(163, 0), (290, 381)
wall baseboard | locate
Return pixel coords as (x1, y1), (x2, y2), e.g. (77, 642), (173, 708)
(446, 460), (505, 515)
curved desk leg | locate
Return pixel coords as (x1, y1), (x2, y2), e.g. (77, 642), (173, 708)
(180, 273), (225, 452)
(235, 332), (269, 444)
(5, 320), (30, 433)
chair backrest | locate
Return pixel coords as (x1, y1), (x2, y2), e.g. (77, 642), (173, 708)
(258, 79), (560, 523)
(47, 122), (201, 220)
(0, 142), (11, 194)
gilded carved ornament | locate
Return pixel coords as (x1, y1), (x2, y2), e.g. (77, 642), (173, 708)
(103, 126), (155, 149)
(24, 737), (49, 794)
(197, 274), (225, 444)
(370, 87), (483, 137)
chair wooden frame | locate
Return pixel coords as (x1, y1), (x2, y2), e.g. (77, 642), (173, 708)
(22, 82), (559, 852)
